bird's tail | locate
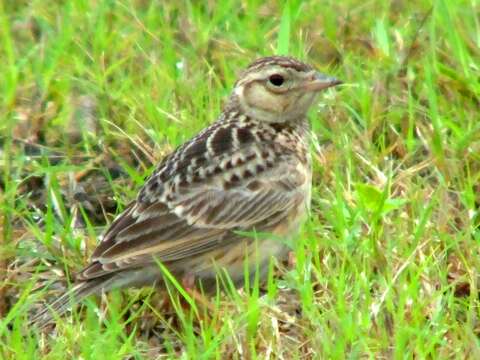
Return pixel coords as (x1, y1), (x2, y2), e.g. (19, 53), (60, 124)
(29, 275), (115, 329)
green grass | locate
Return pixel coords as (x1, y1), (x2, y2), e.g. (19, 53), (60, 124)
(1, 0), (480, 358)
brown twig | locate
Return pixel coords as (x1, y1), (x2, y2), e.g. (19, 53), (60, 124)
(0, 180), (8, 317)
(398, 7), (434, 76)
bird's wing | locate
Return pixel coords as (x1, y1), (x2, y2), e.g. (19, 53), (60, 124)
(78, 121), (308, 280)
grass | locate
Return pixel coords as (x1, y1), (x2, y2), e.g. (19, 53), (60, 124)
(1, 0), (479, 358)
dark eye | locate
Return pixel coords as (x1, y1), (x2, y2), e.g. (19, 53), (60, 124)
(268, 74), (284, 87)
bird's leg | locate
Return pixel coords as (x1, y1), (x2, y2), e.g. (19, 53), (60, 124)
(288, 251), (297, 269)
(181, 274), (216, 313)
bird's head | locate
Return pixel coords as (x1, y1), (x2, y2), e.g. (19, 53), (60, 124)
(231, 56), (341, 123)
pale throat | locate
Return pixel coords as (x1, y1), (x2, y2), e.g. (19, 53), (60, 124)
(233, 84), (318, 124)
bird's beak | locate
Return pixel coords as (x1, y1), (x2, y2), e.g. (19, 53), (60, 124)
(302, 71), (342, 92)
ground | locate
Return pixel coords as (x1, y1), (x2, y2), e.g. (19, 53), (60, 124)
(1, 0), (479, 358)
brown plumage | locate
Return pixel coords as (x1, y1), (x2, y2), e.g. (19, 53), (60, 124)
(32, 56), (341, 326)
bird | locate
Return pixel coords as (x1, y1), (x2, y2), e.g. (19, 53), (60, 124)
(31, 56), (341, 326)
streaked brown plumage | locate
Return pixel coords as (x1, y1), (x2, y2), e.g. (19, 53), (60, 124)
(32, 56), (341, 326)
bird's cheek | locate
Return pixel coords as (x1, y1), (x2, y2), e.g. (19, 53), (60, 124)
(280, 97), (293, 112)
(245, 83), (284, 114)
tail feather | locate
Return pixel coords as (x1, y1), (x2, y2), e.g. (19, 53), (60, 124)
(30, 275), (114, 328)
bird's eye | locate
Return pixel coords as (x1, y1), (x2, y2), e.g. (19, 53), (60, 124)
(268, 74), (285, 87)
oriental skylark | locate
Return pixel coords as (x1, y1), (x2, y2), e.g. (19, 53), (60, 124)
(33, 56), (341, 325)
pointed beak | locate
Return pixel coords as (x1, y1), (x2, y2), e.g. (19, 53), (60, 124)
(302, 72), (342, 92)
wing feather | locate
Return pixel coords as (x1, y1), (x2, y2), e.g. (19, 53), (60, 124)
(79, 137), (307, 281)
